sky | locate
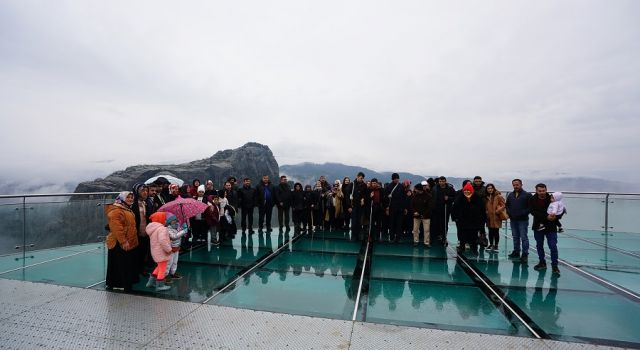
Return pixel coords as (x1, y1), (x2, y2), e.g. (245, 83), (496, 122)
(1, 0), (639, 190)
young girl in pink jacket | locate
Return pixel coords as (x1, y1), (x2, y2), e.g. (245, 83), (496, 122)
(146, 211), (174, 291)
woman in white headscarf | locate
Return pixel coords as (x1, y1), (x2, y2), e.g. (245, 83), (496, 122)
(105, 191), (139, 291)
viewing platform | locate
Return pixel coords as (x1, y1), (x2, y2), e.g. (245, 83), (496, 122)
(1, 192), (639, 349)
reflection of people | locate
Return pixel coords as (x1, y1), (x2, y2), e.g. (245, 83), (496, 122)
(529, 272), (563, 334)
(105, 191), (139, 292)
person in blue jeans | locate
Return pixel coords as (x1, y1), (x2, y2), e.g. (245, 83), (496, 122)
(506, 179), (532, 263)
(529, 183), (561, 275)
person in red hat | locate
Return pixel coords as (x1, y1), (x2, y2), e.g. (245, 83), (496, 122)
(452, 183), (487, 255)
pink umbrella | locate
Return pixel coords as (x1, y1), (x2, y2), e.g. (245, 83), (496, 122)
(158, 197), (209, 226)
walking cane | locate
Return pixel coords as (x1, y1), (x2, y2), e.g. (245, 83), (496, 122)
(367, 202), (374, 243)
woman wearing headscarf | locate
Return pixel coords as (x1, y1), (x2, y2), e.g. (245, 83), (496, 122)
(452, 183), (486, 255)
(105, 191), (139, 291)
(341, 177), (353, 230)
(132, 183), (153, 276)
(484, 183), (507, 252)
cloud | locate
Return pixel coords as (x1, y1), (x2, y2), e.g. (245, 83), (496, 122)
(1, 0), (639, 186)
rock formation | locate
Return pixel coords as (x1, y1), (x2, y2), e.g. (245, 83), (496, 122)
(74, 142), (279, 193)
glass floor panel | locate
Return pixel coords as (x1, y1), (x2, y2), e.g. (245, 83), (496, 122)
(366, 279), (524, 336)
(370, 255), (473, 285)
(0, 247), (106, 288)
(262, 250), (357, 277)
(0, 243), (104, 273)
(505, 285), (640, 345)
(291, 238), (361, 254)
(209, 269), (357, 320)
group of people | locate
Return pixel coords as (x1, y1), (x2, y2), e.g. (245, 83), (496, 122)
(104, 173), (567, 292)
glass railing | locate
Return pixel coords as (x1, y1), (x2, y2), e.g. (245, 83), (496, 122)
(0, 192), (117, 287)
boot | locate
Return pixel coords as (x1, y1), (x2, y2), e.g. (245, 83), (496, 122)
(155, 280), (171, 291)
(145, 275), (157, 288)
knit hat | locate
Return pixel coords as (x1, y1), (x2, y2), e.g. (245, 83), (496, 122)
(463, 183), (474, 194)
(165, 213), (177, 225)
(421, 180), (428, 186)
(403, 179), (411, 187)
(391, 173), (400, 180)
(169, 184), (179, 192)
(197, 185), (205, 193)
(149, 211), (167, 224)
(132, 183), (148, 195)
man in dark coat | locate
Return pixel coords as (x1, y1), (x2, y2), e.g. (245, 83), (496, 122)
(218, 181), (239, 208)
(529, 183), (561, 275)
(431, 176), (456, 243)
(506, 179), (532, 262)
(255, 175), (275, 232)
(237, 178), (257, 234)
(349, 172), (368, 239)
(385, 173), (407, 242)
(274, 175), (292, 231)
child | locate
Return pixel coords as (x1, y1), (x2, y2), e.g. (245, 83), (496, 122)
(146, 212), (174, 291)
(219, 196), (237, 241)
(165, 213), (188, 283)
(547, 192), (566, 233)
(205, 194), (221, 246)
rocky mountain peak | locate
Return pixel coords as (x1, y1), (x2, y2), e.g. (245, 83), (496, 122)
(74, 142), (279, 193)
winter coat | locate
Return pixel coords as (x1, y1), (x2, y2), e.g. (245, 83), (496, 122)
(506, 190), (532, 221)
(218, 189), (239, 208)
(385, 182), (406, 209)
(105, 203), (139, 251)
(146, 222), (172, 263)
(529, 193), (563, 232)
(255, 182), (276, 207)
(351, 180), (368, 209)
(291, 190), (306, 211)
(485, 191), (507, 229)
(237, 185), (257, 209)
(452, 194), (486, 231)
(411, 190), (433, 219)
(306, 190), (320, 210)
(342, 183), (353, 208)
(432, 184), (456, 214)
(274, 183), (293, 208)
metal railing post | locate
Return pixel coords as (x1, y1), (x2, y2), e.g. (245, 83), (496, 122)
(22, 196), (26, 267)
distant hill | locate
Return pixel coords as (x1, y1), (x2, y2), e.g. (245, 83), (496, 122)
(280, 162), (464, 188)
(280, 162), (640, 193)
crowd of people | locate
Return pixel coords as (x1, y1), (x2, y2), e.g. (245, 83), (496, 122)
(104, 173), (566, 292)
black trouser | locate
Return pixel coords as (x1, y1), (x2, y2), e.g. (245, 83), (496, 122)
(488, 227), (500, 246)
(292, 208), (304, 230)
(241, 207), (254, 231)
(460, 228), (478, 252)
(277, 206), (290, 229)
(389, 207), (404, 239)
(351, 205), (364, 236)
(258, 203), (274, 229)
(369, 206), (383, 241)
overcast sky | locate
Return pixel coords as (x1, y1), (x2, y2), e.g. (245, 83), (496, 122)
(1, 0), (639, 187)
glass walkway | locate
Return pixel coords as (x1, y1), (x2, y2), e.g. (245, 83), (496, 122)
(1, 192), (639, 348)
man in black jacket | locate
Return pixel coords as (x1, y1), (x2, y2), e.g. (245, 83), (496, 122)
(431, 176), (456, 244)
(506, 179), (532, 262)
(274, 175), (292, 231)
(237, 178), (257, 234)
(529, 183), (561, 275)
(385, 173), (407, 242)
(255, 175), (275, 232)
(349, 172), (368, 239)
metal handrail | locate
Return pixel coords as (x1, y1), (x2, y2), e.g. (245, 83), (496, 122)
(0, 192), (120, 199)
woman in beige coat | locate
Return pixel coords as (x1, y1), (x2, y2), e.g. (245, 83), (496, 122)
(485, 184), (507, 252)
